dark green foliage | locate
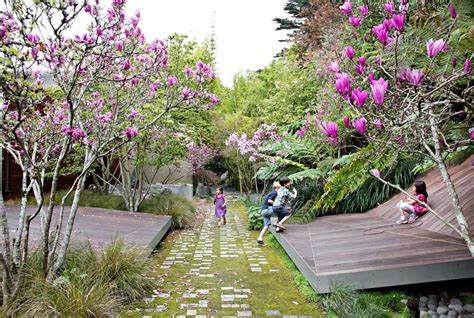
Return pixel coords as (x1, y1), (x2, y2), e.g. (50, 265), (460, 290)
(291, 150), (419, 222)
(247, 206), (263, 230)
(336, 156), (418, 213)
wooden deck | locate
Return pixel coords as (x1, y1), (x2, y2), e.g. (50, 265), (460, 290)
(5, 206), (172, 255)
(271, 156), (474, 293)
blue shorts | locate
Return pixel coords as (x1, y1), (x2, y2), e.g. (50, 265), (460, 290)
(261, 207), (276, 227)
(272, 206), (290, 220)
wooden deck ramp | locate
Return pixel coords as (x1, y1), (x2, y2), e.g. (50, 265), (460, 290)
(271, 156), (474, 293)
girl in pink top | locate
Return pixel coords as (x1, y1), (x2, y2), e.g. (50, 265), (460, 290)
(396, 180), (429, 224)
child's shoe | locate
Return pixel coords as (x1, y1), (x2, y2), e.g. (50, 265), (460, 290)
(408, 213), (417, 223)
(396, 217), (408, 224)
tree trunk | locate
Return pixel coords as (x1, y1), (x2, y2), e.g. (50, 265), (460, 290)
(0, 150), (12, 268)
(12, 170), (29, 267)
(49, 173), (87, 278)
(429, 113), (473, 256)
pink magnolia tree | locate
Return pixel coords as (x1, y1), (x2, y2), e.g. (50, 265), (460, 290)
(0, 0), (217, 300)
(327, 1), (473, 254)
(226, 123), (282, 194)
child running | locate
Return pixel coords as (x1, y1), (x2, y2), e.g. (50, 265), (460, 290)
(214, 186), (227, 226)
(272, 176), (297, 230)
(256, 181), (281, 246)
(396, 180), (429, 224)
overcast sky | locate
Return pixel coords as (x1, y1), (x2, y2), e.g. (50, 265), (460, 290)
(124, 1), (290, 86)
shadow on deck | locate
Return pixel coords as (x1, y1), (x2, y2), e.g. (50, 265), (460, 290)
(5, 206), (172, 255)
(271, 156), (474, 293)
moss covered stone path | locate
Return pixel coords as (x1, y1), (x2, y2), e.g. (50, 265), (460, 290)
(126, 201), (322, 317)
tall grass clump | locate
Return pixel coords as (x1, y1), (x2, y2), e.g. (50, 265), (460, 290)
(140, 194), (196, 229)
(325, 284), (409, 318)
(1, 239), (153, 317)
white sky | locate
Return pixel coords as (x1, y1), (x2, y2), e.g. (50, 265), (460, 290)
(125, 1), (291, 86)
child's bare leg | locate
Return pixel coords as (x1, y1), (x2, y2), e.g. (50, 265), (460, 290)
(279, 215), (291, 225)
(257, 226), (269, 241)
(223, 216), (226, 225)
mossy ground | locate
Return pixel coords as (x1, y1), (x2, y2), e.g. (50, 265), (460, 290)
(123, 200), (324, 317)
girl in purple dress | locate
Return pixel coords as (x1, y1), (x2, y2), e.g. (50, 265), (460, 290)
(214, 186), (227, 226)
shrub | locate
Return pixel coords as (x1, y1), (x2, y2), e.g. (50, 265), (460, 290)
(1, 240), (153, 316)
(247, 206), (263, 230)
(140, 194), (196, 229)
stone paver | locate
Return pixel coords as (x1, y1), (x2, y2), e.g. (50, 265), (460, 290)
(128, 202), (319, 317)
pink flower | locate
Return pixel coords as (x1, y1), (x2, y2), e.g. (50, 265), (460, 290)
(351, 87), (368, 107)
(358, 56), (367, 67)
(384, 1), (396, 15)
(373, 24), (389, 46)
(327, 61), (340, 73)
(426, 39), (446, 58)
(345, 46), (355, 59)
(335, 73), (352, 95)
(355, 64), (365, 75)
(406, 69), (424, 86)
(370, 77), (388, 105)
(375, 55), (382, 65)
(391, 14), (405, 32)
(372, 169), (380, 177)
(166, 76), (177, 86)
(373, 119), (384, 129)
(181, 87), (192, 98)
(360, 4), (368, 16)
(124, 127), (139, 139)
(72, 128), (87, 140)
(452, 57), (457, 68)
(319, 121), (338, 138)
(465, 58), (471, 74)
(129, 109), (139, 118)
(449, 3), (457, 19)
(470, 128), (474, 140)
(116, 41), (123, 51)
(340, 1), (352, 15)
(352, 117), (367, 134)
(344, 116), (350, 128)
(348, 16), (363, 27)
(209, 93), (220, 104)
(121, 59), (131, 70)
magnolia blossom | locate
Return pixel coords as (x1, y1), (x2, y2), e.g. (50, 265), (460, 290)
(384, 1), (395, 15)
(358, 56), (366, 67)
(426, 39), (446, 58)
(470, 128), (474, 140)
(370, 77), (388, 105)
(327, 60), (340, 73)
(319, 121), (339, 138)
(372, 169), (381, 177)
(352, 117), (367, 134)
(465, 58), (471, 74)
(344, 116), (350, 128)
(335, 73), (352, 95)
(124, 127), (139, 139)
(348, 16), (363, 27)
(340, 1), (352, 15)
(406, 69), (424, 86)
(391, 14), (405, 32)
(166, 76), (177, 86)
(373, 119), (384, 129)
(449, 3), (457, 19)
(360, 4), (368, 16)
(373, 24), (389, 46)
(452, 57), (457, 68)
(351, 87), (368, 107)
(345, 46), (355, 59)
(375, 55), (382, 65)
